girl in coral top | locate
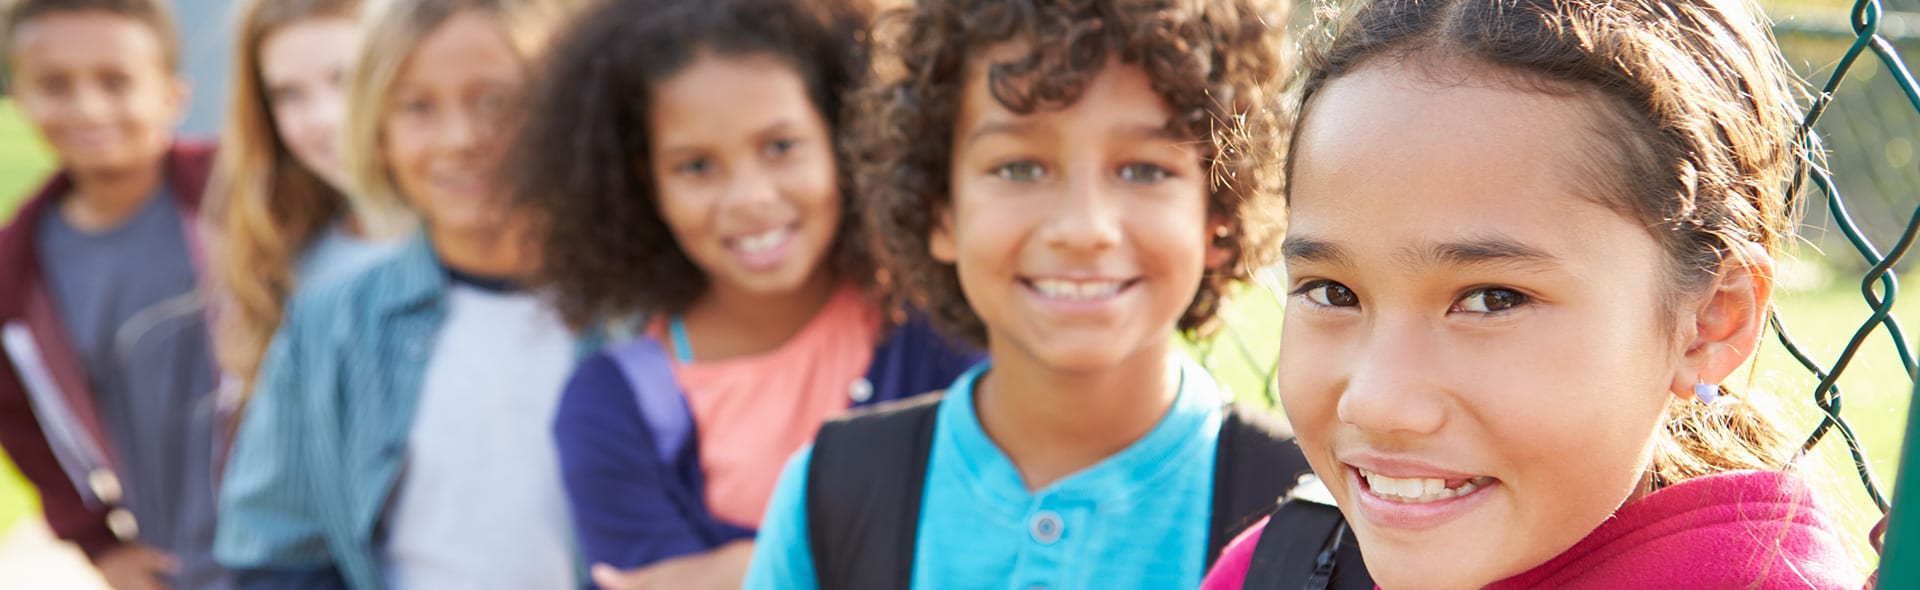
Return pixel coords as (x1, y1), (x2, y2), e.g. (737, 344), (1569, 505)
(510, 0), (979, 587)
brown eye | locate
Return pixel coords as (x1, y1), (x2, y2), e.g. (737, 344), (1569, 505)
(398, 98), (432, 118)
(270, 86), (304, 107)
(100, 72), (130, 94)
(764, 138), (797, 159)
(41, 75), (73, 96)
(674, 157), (713, 177)
(1455, 287), (1528, 314)
(1297, 280), (1358, 308)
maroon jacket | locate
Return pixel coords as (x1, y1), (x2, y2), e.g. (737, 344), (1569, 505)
(0, 140), (216, 559)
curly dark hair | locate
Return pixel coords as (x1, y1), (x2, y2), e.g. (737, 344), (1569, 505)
(512, 0), (876, 328)
(850, 0), (1290, 347)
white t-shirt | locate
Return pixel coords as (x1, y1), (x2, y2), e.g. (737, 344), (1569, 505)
(380, 279), (578, 589)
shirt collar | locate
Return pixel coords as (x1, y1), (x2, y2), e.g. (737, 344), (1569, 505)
(936, 354), (1224, 509)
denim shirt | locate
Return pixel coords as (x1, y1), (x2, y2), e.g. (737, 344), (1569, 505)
(214, 233), (603, 589)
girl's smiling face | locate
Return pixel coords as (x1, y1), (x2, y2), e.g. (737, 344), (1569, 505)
(260, 16), (357, 194)
(648, 52), (841, 300)
(380, 11), (524, 237)
(1279, 61), (1686, 589)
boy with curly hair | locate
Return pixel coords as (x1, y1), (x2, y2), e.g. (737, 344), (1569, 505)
(744, 1), (1318, 588)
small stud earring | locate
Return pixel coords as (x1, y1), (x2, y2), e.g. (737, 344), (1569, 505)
(1693, 379), (1722, 404)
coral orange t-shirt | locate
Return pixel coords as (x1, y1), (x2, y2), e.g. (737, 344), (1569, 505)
(667, 286), (879, 527)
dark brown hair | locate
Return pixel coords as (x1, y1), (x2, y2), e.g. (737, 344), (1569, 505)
(852, 0), (1291, 346)
(1292, 0), (1804, 483)
(513, 0), (876, 328)
(3, 0), (180, 69)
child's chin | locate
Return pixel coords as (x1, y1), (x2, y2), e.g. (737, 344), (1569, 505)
(59, 151), (142, 174)
(1373, 562), (1486, 590)
(1027, 344), (1143, 373)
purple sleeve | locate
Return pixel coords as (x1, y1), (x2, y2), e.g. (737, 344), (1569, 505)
(553, 353), (713, 569)
(862, 312), (985, 405)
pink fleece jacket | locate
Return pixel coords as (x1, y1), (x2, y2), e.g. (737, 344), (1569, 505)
(1201, 469), (1866, 590)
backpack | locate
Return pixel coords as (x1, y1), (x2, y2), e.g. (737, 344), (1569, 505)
(802, 393), (1315, 589)
(1240, 476), (1373, 590)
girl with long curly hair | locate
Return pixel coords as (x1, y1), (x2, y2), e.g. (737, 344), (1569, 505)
(512, 0), (978, 586)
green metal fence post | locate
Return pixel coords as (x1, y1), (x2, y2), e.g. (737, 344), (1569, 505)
(1881, 377), (1920, 585)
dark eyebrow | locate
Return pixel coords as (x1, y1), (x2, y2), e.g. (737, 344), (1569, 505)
(1116, 121), (1184, 142)
(1418, 236), (1559, 271)
(1281, 236), (1352, 266)
(963, 118), (1035, 147)
(753, 118), (803, 141)
(1283, 235), (1561, 273)
(965, 118), (1179, 148)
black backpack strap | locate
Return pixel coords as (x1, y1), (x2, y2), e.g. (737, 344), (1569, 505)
(1208, 403), (1312, 564)
(804, 391), (944, 590)
(1242, 478), (1372, 590)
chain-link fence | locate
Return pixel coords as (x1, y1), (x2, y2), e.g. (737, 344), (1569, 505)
(1834, 0), (1920, 579)
(1189, 0), (1920, 581)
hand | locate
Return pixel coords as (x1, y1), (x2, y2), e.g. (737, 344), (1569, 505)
(93, 543), (176, 590)
(590, 541), (754, 590)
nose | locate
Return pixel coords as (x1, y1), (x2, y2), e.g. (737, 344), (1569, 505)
(309, 87), (345, 144)
(721, 160), (781, 211)
(1041, 162), (1120, 254)
(68, 84), (112, 124)
(1336, 314), (1449, 436)
(434, 103), (485, 155)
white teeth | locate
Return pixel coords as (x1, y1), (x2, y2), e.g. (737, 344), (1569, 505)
(1359, 469), (1491, 504)
(735, 228), (791, 254)
(1031, 279), (1125, 300)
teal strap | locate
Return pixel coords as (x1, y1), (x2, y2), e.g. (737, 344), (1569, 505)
(668, 316), (694, 363)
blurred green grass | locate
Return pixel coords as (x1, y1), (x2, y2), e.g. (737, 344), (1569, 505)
(1, 99), (54, 535)
(1, 101), (51, 205)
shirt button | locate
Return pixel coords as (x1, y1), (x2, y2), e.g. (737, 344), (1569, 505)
(106, 508), (139, 540)
(1029, 510), (1063, 544)
(87, 469), (122, 504)
(848, 377), (874, 403)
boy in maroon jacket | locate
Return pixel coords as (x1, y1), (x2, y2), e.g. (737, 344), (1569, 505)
(0, 0), (227, 588)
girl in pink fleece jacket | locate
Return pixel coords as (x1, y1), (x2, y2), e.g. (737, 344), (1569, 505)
(1205, 0), (1871, 588)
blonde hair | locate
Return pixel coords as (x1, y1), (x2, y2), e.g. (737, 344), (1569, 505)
(205, 0), (387, 404)
(342, 0), (580, 230)
(1293, 0), (1804, 484)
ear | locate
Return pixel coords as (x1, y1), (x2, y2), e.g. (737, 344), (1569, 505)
(1205, 217), (1233, 270)
(929, 206), (957, 264)
(166, 74), (192, 126)
(1669, 241), (1775, 401)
